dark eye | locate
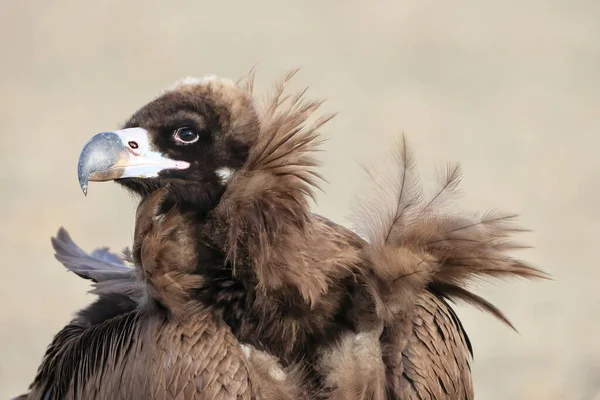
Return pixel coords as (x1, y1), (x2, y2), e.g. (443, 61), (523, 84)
(173, 127), (199, 144)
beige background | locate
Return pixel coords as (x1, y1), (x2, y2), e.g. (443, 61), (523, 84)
(1, 1), (598, 399)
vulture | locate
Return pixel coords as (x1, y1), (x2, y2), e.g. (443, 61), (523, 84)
(18, 70), (547, 400)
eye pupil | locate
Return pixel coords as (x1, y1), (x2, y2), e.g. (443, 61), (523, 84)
(181, 130), (194, 140)
(175, 128), (199, 144)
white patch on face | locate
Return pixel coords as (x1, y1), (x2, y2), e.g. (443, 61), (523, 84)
(240, 344), (253, 358)
(216, 167), (235, 183)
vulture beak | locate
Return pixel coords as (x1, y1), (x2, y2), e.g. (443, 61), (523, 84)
(77, 128), (190, 195)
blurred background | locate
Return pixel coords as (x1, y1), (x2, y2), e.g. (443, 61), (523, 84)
(1, 1), (598, 398)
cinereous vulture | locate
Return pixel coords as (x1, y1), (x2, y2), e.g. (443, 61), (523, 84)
(17, 70), (547, 400)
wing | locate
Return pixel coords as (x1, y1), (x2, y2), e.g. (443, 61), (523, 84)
(313, 214), (475, 399)
(388, 292), (474, 399)
(26, 309), (255, 400)
(23, 228), (141, 399)
(23, 228), (255, 400)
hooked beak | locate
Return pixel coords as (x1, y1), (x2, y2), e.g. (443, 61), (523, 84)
(77, 128), (190, 195)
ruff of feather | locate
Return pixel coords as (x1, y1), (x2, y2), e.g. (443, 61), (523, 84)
(212, 70), (339, 305)
(133, 188), (207, 316)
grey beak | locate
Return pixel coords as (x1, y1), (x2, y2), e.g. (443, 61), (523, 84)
(77, 132), (129, 195)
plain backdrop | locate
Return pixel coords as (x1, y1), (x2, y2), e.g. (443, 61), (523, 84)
(1, 1), (598, 398)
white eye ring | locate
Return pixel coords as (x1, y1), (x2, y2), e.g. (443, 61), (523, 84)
(173, 127), (200, 145)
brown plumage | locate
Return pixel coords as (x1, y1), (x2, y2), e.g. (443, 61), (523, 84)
(22, 197), (309, 400)
(20, 69), (548, 399)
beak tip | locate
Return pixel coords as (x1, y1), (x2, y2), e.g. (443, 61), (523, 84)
(78, 171), (89, 196)
(79, 178), (88, 196)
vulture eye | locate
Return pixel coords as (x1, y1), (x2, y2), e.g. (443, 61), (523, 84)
(173, 127), (199, 144)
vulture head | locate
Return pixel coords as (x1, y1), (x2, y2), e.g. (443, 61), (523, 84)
(77, 75), (260, 206)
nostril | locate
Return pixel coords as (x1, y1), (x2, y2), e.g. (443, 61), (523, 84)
(128, 141), (139, 149)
